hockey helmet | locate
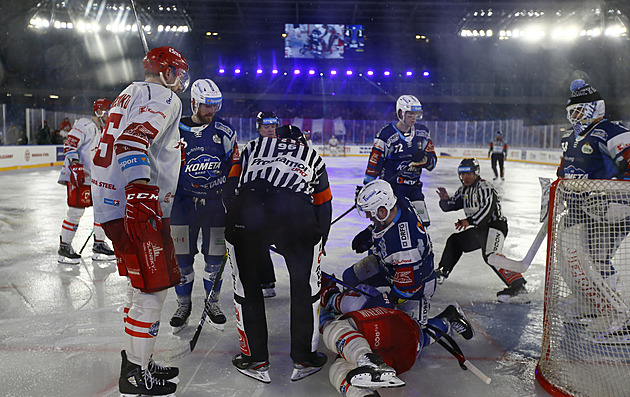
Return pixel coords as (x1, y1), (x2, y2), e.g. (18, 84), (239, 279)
(356, 179), (397, 222)
(396, 95), (423, 123)
(276, 124), (308, 145)
(256, 111), (279, 130)
(566, 79), (605, 133)
(191, 79), (222, 115)
(142, 46), (190, 92)
(92, 98), (112, 118)
(458, 158), (480, 183)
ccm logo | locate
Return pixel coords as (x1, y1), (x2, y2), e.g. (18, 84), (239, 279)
(127, 192), (158, 200)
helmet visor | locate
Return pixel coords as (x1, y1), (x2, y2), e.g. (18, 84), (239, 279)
(177, 68), (190, 92)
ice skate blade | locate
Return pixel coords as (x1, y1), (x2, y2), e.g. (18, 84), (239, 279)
(121, 393), (176, 397)
(236, 367), (271, 383)
(497, 294), (531, 304)
(290, 365), (324, 381)
(92, 253), (115, 261)
(209, 322), (224, 331)
(58, 255), (80, 264)
(349, 372), (405, 389)
(171, 324), (188, 335)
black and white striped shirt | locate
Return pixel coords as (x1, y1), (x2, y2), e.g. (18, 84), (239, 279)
(237, 136), (327, 196)
(439, 178), (505, 226)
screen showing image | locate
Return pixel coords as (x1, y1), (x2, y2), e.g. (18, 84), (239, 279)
(284, 24), (351, 59)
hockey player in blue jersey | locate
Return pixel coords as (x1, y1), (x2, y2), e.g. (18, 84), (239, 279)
(343, 179), (437, 325)
(363, 95), (437, 227)
(169, 79), (240, 331)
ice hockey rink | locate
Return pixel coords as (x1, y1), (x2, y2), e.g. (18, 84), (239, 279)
(0, 155), (560, 396)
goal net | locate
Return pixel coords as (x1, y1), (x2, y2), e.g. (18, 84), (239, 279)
(322, 138), (346, 157)
(536, 179), (630, 397)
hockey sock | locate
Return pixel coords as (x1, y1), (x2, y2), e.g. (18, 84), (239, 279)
(323, 318), (372, 363)
(423, 317), (450, 347)
(60, 206), (85, 244)
(329, 357), (355, 395)
(93, 222), (107, 241)
(125, 289), (167, 369)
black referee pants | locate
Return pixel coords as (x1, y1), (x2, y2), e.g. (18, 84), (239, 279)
(225, 183), (323, 363)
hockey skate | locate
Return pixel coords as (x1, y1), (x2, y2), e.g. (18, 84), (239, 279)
(291, 352), (327, 381)
(170, 301), (191, 334)
(261, 282), (276, 298)
(206, 300), (226, 331)
(497, 279), (531, 304)
(346, 353), (405, 389)
(119, 350), (177, 396)
(58, 240), (81, 264)
(148, 355), (179, 382)
(437, 301), (475, 340)
(232, 353), (271, 383)
(345, 387), (381, 397)
(92, 240), (115, 261)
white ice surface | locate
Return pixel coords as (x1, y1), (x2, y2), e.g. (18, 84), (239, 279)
(0, 156), (558, 396)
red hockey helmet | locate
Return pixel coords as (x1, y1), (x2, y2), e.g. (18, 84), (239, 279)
(142, 46), (190, 91)
(93, 98), (112, 117)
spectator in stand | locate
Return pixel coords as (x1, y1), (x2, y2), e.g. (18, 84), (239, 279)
(37, 120), (51, 144)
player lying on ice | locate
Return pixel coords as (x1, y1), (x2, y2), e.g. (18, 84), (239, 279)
(319, 274), (474, 397)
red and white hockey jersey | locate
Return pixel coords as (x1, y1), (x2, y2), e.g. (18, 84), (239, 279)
(91, 81), (183, 224)
(57, 117), (101, 186)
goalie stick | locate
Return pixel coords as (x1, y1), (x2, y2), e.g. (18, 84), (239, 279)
(487, 177), (552, 273)
(487, 220), (547, 273)
(163, 253), (228, 362)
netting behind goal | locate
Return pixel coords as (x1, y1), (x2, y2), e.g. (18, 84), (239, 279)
(536, 179), (630, 397)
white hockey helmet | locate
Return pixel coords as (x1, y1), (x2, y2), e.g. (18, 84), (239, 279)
(566, 79), (605, 132)
(396, 95), (423, 123)
(191, 79), (222, 116)
(356, 179), (397, 222)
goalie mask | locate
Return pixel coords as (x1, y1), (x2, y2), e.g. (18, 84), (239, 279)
(566, 79), (605, 134)
(191, 79), (222, 116)
(256, 111), (279, 130)
(396, 95), (423, 123)
(356, 179), (397, 222)
(458, 158), (480, 183)
(142, 46), (190, 92)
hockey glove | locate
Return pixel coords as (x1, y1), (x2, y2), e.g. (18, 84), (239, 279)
(124, 183), (163, 244)
(68, 162), (86, 186)
(351, 225), (374, 254)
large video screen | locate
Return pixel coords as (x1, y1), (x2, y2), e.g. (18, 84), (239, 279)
(284, 24), (364, 59)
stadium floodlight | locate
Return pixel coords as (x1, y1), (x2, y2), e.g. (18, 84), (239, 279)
(346, 70), (353, 76)
(367, 70), (374, 76)
(218, 68), (225, 74)
(256, 69), (263, 74)
(423, 71), (430, 77)
(308, 69), (315, 75)
(293, 69), (301, 75)
(384, 70), (391, 76)
(330, 70), (337, 76)
(272, 69), (279, 74)
(234, 68), (241, 74)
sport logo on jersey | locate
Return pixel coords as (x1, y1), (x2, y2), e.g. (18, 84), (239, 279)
(184, 154), (222, 179)
(398, 222), (411, 248)
(581, 142), (593, 154)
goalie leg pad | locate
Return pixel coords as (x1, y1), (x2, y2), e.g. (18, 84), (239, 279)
(103, 219), (181, 292)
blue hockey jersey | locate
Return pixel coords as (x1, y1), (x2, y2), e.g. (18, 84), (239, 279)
(558, 119), (630, 179)
(364, 123), (437, 186)
(177, 116), (239, 198)
(371, 199), (435, 299)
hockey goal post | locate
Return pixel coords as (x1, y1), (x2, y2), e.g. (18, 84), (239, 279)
(536, 178), (630, 397)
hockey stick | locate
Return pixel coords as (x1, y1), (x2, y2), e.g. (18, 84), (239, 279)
(322, 271), (374, 296)
(129, 0), (149, 54)
(163, 253), (228, 362)
(487, 220), (547, 273)
(78, 228), (95, 255)
(425, 324), (492, 384)
(487, 177), (552, 273)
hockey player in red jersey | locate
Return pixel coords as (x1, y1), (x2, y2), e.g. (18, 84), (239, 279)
(319, 276), (474, 397)
(91, 46), (190, 396)
(57, 98), (115, 264)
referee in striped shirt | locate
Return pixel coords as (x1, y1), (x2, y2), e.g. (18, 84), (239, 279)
(435, 158), (529, 303)
(223, 124), (333, 380)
